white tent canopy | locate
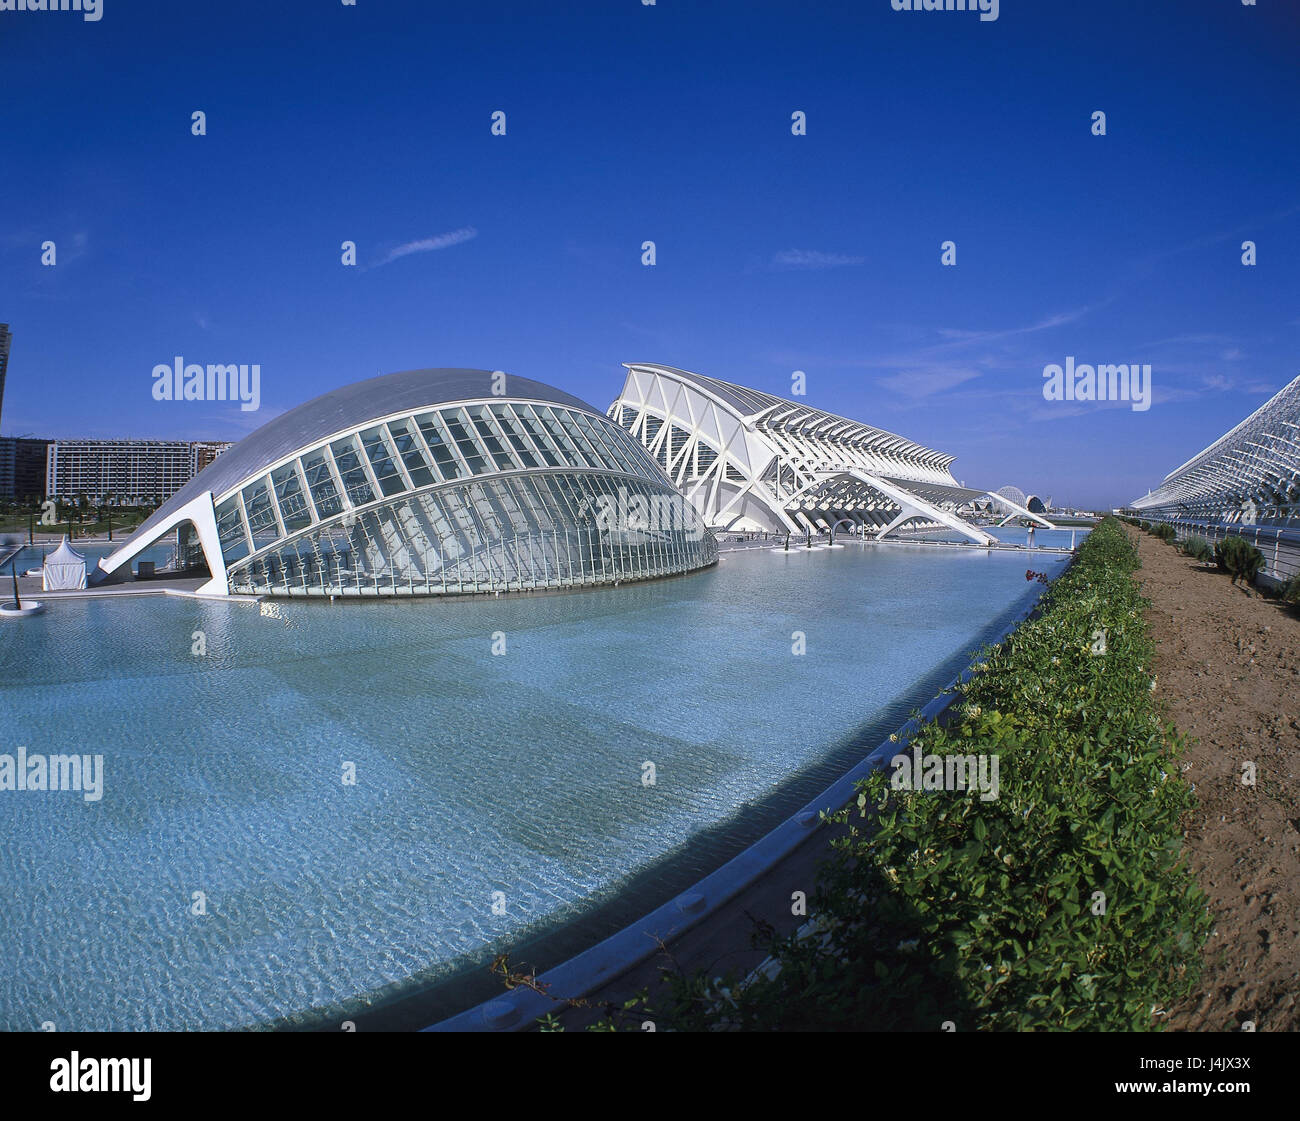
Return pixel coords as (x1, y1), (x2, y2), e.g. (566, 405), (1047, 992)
(43, 536), (87, 591)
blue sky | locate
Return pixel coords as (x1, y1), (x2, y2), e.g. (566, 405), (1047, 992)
(2, 0), (1298, 509)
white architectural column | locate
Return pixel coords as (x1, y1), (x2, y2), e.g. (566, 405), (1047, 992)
(93, 491), (229, 596)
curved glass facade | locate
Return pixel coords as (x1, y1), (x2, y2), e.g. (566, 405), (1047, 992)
(1132, 373), (1300, 527)
(208, 400), (717, 596)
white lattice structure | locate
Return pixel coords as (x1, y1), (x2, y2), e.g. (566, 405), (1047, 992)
(1132, 374), (1300, 526)
(608, 364), (1053, 544)
(94, 368), (718, 597)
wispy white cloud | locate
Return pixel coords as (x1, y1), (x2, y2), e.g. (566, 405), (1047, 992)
(930, 304), (1107, 349)
(770, 249), (864, 270)
(877, 366), (982, 399)
(1127, 201), (1300, 274)
(371, 227), (477, 268)
(1143, 332), (1234, 348)
(765, 307), (1106, 410)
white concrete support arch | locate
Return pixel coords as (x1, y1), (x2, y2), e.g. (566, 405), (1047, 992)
(986, 490), (1056, 530)
(847, 471), (996, 545)
(92, 490), (229, 595)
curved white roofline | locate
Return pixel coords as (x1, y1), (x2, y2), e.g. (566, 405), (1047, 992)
(611, 363), (1052, 539)
(94, 369), (715, 597)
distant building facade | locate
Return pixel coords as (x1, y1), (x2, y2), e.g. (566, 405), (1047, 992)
(45, 439), (234, 504)
(0, 436), (50, 502)
(192, 442), (228, 474)
(0, 324), (11, 434)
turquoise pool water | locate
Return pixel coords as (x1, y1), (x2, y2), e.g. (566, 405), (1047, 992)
(0, 543), (1068, 1030)
(908, 525), (1090, 550)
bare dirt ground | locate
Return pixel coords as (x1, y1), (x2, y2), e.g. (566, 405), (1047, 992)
(1129, 528), (1300, 1031)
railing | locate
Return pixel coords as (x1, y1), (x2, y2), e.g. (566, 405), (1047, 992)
(1138, 516), (1300, 585)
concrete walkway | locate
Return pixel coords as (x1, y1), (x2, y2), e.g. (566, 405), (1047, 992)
(8, 574), (258, 603)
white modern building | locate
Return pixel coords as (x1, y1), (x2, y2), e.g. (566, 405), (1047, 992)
(94, 368), (718, 597)
(1132, 373), (1300, 527)
(993, 485), (1049, 516)
(608, 363), (1052, 544)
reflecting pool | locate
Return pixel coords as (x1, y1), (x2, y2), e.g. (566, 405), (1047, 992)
(0, 542), (1068, 1030)
(909, 525), (1090, 550)
(6, 542), (174, 576)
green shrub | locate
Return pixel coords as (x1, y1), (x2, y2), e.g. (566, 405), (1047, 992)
(1151, 523), (1176, 543)
(1213, 536), (1265, 585)
(1281, 577), (1300, 614)
(1180, 536), (1212, 562)
(648, 517), (1209, 1032)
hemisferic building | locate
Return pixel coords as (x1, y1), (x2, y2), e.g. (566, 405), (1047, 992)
(94, 368), (718, 597)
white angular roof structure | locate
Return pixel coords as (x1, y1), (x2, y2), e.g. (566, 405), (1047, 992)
(608, 364), (1052, 543)
(1132, 373), (1300, 525)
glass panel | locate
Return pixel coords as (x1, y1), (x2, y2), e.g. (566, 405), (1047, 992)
(574, 411), (633, 471)
(302, 449), (343, 519)
(387, 419), (436, 488)
(606, 416), (660, 476)
(535, 406), (594, 468)
(359, 426), (406, 497)
(695, 442), (718, 477)
(330, 435), (376, 507)
(440, 408), (489, 474)
(215, 495), (249, 563)
(272, 462), (312, 533)
(241, 477), (280, 548)
(468, 405), (520, 471)
(512, 404), (562, 467)
(554, 408), (608, 468)
(223, 470), (718, 597)
(415, 412), (462, 480)
(490, 404), (540, 468)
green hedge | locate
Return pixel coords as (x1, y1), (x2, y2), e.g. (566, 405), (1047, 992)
(657, 517), (1209, 1031)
